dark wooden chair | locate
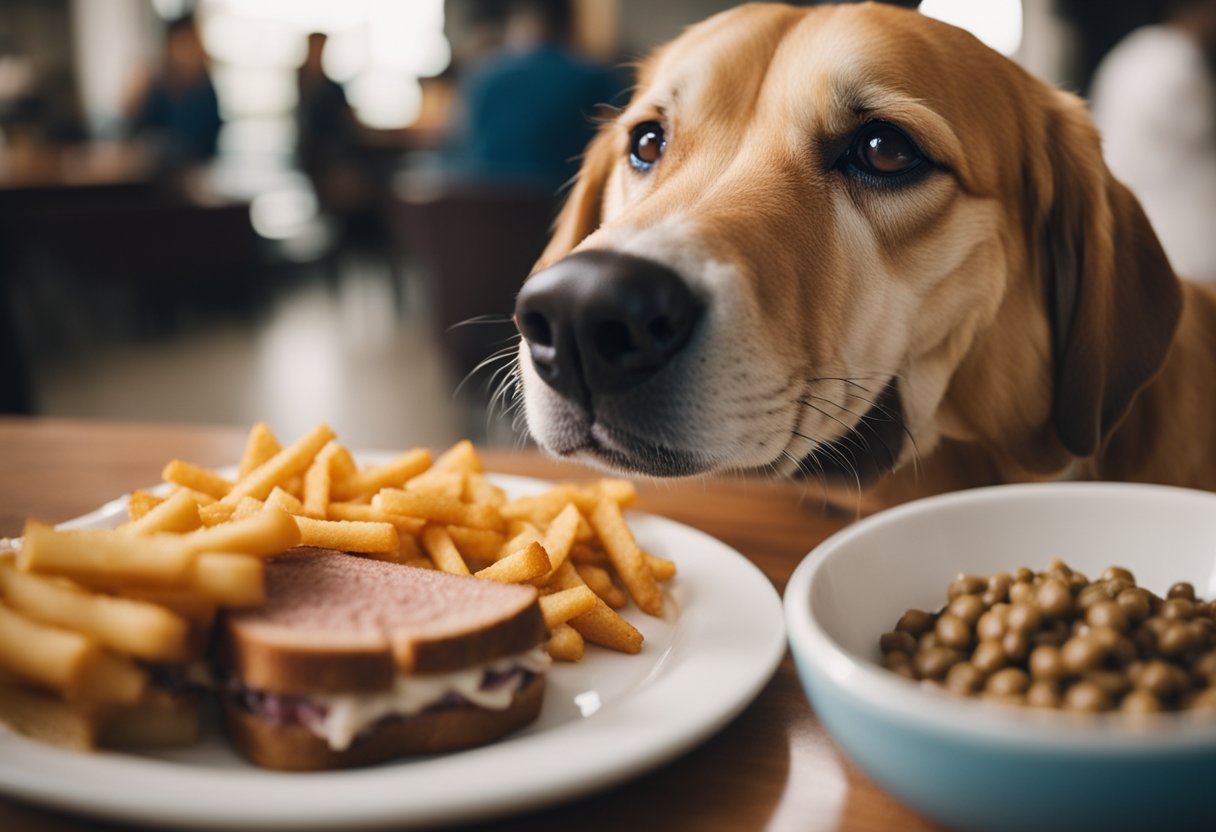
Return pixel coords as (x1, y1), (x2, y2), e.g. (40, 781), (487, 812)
(390, 177), (559, 388)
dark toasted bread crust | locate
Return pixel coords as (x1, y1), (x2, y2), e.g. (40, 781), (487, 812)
(223, 674), (545, 770)
(219, 550), (548, 695)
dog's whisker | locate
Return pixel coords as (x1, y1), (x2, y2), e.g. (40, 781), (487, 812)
(456, 343), (520, 399)
(791, 429), (863, 497)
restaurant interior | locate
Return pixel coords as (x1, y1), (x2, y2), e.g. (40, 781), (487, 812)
(1, 2), (1214, 831)
(0, 0), (1182, 452)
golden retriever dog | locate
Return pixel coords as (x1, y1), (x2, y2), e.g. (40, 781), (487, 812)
(511, 2), (1216, 508)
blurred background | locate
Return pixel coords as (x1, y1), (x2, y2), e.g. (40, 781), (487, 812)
(1, 0), (1212, 450)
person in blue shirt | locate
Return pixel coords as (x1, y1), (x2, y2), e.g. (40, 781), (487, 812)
(448, 0), (624, 192)
(129, 15), (221, 170)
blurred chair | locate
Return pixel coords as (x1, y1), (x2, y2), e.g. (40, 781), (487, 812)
(0, 181), (261, 336)
(391, 175), (557, 387)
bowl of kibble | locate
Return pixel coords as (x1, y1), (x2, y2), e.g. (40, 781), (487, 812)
(784, 482), (1216, 832)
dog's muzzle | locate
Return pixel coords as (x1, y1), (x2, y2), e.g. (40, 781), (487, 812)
(514, 251), (705, 406)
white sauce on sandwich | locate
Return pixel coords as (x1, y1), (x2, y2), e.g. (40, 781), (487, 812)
(310, 647), (551, 751)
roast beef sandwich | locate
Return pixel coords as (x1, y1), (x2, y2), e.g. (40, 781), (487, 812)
(218, 548), (550, 771)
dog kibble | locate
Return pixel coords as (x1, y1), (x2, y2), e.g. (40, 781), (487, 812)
(971, 640), (1007, 674)
(879, 562), (1216, 713)
(1001, 629), (1031, 661)
(1065, 680), (1110, 712)
(936, 614), (972, 649)
(896, 608), (935, 637)
(1116, 588), (1152, 623)
(1026, 680), (1060, 708)
(880, 630), (917, 655)
(1037, 579), (1074, 619)
(945, 661), (984, 694)
(976, 607), (1008, 641)
(1029, 645), (1065, 681)
(1120, 689), (1162, 714)
(1168, 582), (1196, 601)
(948, 594), (985, 626)
(986, 667), (1030, 696)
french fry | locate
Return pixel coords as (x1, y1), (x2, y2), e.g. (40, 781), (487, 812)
(0, 561), (190, 661)
(301, 443), (338, 518)
(550, 561), (644, 654)
(219, 423), (336, 506)
(421, 526), (470, 576)
(573, 513), (595, 542)
(327, 502), (426, 535)
(500, 523), (542, 559)
(230, 496), (265, 521)
(331, 449), (432, 501)
(574, 563), (629, 608)
(125, 488), (203, 535)
(430, 439), (482, 474)
(26, 508), (300, 588)
(0, 602), (95, 692)
(127, 490), (164, 523)
(568, 543), (606, 566)
(73, 651), (147, 706)
(538, 585), (597, 629)
(646, 552), (678, 582)
(294, 517), (399, 554)
(161, 460), (234, 499)
(178, 507), (301, 557)
(464, 473), (506, 507)
(0, 609), (147, 706)
(329, 444), (358, 481)
(119, 589), (216, 631)
(265, 486), (304, 514)
(198, 502), (237, 526)
(500, 487), (579, 524)
(405, 471), (465, 501)
(445, 526), (505, 561)
(170, 486), (217, 507)
(397, 533), (425, 563)
(192, 553), (264, 606)
(475, 541), (550, 584)
(375, 489), (505, 531)
(0, 680), (100, 750)
(568, 597), (644, 654)
(545, 624), (584, 662)
(20, 521), (198, 584)
(239, 422), (281, 479)
(590, 499), (663, 617)
(534, 503), (581, 582)
(593, 479), (637, 507)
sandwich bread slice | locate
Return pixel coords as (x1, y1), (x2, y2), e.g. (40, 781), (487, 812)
(219, 548), (549, 770)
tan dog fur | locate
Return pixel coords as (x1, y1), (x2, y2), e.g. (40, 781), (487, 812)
(517, 3), (1214, 510)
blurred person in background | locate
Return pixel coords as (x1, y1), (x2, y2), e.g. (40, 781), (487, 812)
(295, 32), (370, 223)
(1089, 0), (1216, 282)
(445, 0), (623, 192)
(126, 15), (221, 171)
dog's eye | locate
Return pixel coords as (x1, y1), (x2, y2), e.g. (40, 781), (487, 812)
(849, 123), (923, 177)
(629, 121), (666, 172)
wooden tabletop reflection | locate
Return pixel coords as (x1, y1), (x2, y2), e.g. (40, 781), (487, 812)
(0, 417), (938, 832)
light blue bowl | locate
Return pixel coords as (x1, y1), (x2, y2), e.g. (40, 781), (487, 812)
(784, 483), (1216, 832)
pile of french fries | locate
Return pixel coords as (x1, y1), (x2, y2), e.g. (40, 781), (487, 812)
(0, 422), (673, 749)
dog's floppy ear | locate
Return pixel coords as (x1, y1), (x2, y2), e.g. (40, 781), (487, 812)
(1039, 94), (1182, 458)
(534, 127), (619, 271)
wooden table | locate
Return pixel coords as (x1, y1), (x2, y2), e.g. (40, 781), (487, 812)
(0, 418), (938, 832)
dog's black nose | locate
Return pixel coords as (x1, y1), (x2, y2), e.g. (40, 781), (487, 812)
(515, 250), (704, 400)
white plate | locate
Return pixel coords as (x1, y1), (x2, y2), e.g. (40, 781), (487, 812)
(0, 471), (786, 830)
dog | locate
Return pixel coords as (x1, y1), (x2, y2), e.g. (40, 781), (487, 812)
(511, 2), (1216, 509)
